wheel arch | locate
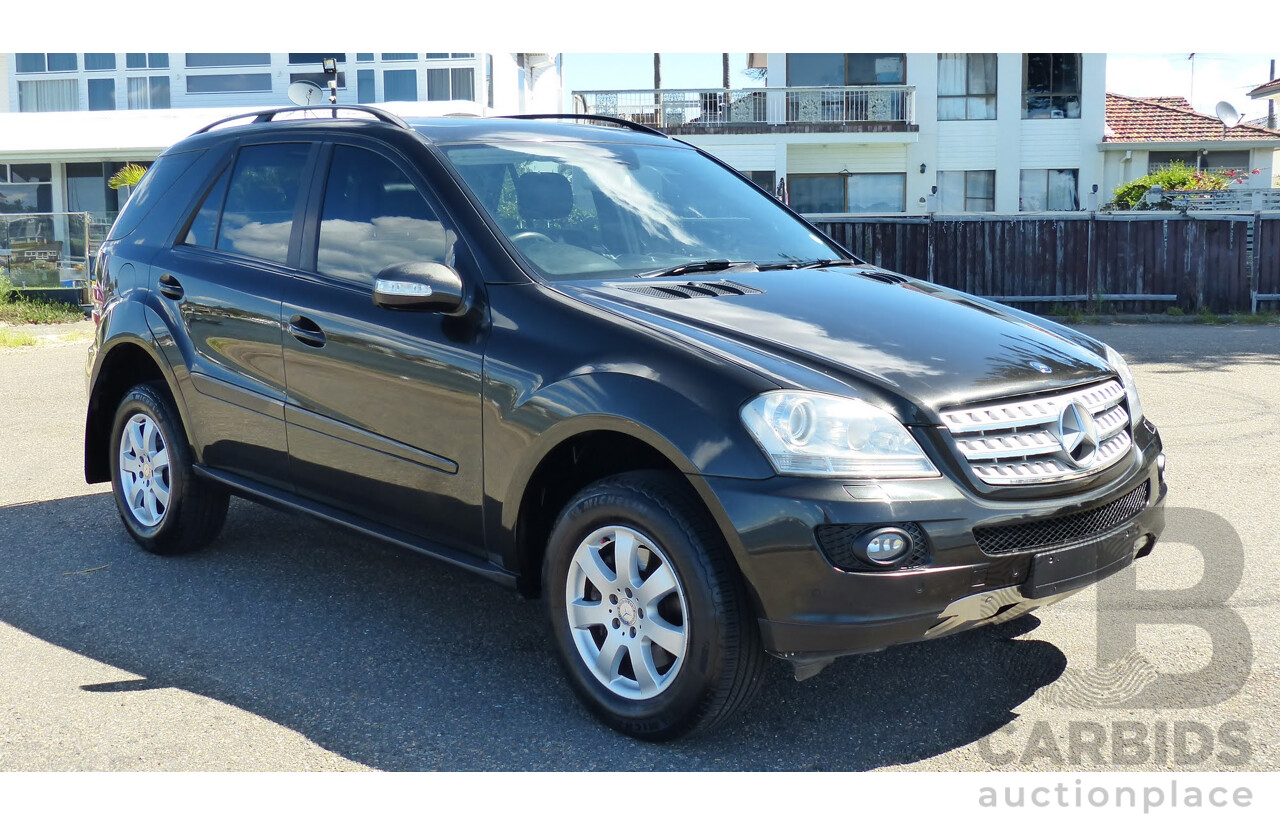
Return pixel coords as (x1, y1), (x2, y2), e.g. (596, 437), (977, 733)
(510, 422), (717, 600)
(85, 337), (184, 484)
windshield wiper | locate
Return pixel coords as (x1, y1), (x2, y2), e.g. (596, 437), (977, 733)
(756, 258), (861, 271)
(638, 259), (755, 279)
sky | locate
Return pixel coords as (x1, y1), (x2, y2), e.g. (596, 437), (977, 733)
(562, 53), (1278, 123)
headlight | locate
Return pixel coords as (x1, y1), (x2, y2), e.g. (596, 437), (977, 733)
(1105, 345), (1145, 425)
(741, 391), (939, 478)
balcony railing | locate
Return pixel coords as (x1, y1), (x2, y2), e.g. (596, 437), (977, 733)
(571, 86), (917, 131)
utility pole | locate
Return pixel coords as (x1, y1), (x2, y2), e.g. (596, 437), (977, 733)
(653, 53), (662, 115)
(1269, 59), (1276, 131)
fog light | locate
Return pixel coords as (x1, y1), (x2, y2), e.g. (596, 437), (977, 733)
(857, 527), (913, 566)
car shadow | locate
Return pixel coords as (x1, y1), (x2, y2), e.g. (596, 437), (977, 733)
(0, 492), (1065, 771)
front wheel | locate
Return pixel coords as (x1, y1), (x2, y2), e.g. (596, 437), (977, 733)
(544, 471), (763, 740)
(108, 383), (229, 554)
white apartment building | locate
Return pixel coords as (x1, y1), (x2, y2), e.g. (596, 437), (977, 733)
(3, 52), (561, 115)
(573, 53), (1107, 215)
(0, 52), (562, 231)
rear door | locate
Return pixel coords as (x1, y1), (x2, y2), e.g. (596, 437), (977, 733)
(281, 139), (488, 552)
(150, 140), (318, 486)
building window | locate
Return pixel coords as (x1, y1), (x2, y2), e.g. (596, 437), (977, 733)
(126, 53), (168, 69)
(288, 53), (346, 65)
(1023, 54), (1081, 119)
(357, 69), (375, 103)
(0, 163), (54, 214)
(938, 53), (996, 120)
(66, 161), (130, 219)
(290, 72), (346, 89)
(937, 170), (995, 212)
(186, 74), (273, 94)
(425, 68), (475, 101)
(382, 53), (418, 61)
(184, 53), (271, 68)
(1020, 169), (1079, 211)
(14, 53), (77, 73)
(88, 78), (116, 111)
(127, 76), (171, 109)
(789, 175), (845, 213)
(425, 53), (449, 59)
(788, 53), (905, 86)
(451, 68), (475, 101)
(15, 54), (46, 73)
(848, 173), (905, 212)
(383, 69), (417, 101)
(356, 53), (374, 62)
(17, 79), (78, 112)
(745, 170), (777, 193)
(85, 53), (116, 71)
(790, 172), (906, 213)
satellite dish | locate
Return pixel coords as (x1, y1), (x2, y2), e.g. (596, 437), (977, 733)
(288, 80), (325, 107)
(1214, 100), (1241, 125)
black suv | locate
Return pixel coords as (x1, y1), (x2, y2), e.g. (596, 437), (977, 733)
(86, 106), (1166, 740)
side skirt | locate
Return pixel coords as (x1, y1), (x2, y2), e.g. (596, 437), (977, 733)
(193, 464), (516, 588)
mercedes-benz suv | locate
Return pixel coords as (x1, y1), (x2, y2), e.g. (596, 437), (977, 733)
(85, 106), (1166, 740)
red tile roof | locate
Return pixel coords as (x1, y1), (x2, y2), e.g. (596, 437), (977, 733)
(1249, 78), (1280, 100)
(1104, 93), (1280, 143)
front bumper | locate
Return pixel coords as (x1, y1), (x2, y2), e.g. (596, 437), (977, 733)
(691, 420), (1166, 676)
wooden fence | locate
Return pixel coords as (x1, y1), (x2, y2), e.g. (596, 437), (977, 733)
(812, 212), (1280, 314)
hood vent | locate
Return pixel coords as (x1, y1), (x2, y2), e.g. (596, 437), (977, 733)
(856, 269), (910, 285)
(618, 280), (764, 300)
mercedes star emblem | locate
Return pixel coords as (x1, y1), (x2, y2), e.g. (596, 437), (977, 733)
(1057, 400), (1099, 468)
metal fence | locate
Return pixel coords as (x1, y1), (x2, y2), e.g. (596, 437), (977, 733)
(812, 211), (1280, 314)
(0, 212), (98, 295)
(572, 86), (916, 130)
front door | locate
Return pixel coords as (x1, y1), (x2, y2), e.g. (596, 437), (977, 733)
(282, 141), (487, 552)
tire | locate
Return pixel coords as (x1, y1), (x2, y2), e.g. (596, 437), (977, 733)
(544, 470), (764, 740)
(107, 382), (229, 555)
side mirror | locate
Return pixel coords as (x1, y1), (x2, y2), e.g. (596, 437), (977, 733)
(372, 261), (465, 314)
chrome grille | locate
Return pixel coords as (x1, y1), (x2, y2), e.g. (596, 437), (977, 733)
(941, 380), (1132, 486)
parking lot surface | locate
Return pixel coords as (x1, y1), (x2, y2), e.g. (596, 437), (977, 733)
(1, 323), (1277, 771)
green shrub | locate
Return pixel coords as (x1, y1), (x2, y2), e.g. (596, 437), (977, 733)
(1112, 161), (1231, 211)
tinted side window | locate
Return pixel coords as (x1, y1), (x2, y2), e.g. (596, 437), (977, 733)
(316, 145), (452, 286)
(216, 143), (311, 264)
(181, 167), (230, 248)
(106, 149), (202, 241)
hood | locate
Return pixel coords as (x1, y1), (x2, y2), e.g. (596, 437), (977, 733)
(557, 267), (1112, 424)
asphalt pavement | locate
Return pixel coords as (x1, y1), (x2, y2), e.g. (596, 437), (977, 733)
(1, 323), (1276, 771)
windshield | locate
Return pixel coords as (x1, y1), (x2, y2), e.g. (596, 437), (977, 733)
(441, 139), (844, 281)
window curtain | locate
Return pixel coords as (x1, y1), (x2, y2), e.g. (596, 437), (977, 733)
(18, 79), (77, 112)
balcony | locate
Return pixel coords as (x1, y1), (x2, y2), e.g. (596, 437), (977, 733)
(571, 86), (918, 135)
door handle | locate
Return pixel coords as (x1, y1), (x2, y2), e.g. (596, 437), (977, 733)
(288, 315), (327, 348)
(157, 273), (184, 300)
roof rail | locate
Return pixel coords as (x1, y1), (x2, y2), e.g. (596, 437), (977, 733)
(499, 113), (672, 139)
(192, 105), (410, 135)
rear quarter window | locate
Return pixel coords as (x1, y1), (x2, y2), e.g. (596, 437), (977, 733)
(106, 149), (204, 241)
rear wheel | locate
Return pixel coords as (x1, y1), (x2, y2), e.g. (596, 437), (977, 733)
(108, 383), (228, 554)
(544, 471), (763, 740)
